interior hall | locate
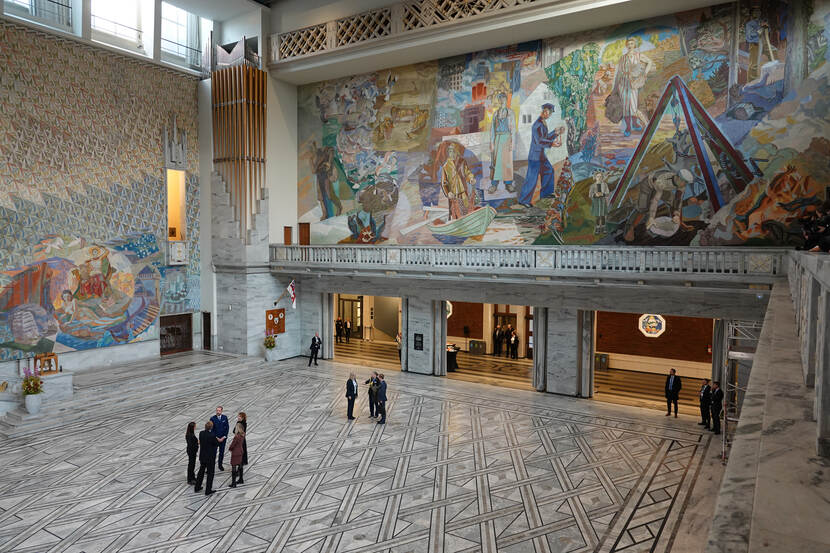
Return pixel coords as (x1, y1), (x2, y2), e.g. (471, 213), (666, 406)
(0, 0), (829, 552)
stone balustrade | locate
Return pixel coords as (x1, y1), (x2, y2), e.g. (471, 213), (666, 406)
(270, 245), (789, 281)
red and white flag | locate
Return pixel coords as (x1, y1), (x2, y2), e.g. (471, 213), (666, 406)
(286, 280), (296, 308)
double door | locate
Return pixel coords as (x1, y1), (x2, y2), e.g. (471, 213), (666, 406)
(338, 296), (363, 340)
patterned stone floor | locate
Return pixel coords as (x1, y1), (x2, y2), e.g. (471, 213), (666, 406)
(0, 355), (714, 553)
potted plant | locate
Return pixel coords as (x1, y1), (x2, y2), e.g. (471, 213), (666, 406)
(22, 367), (44, 415)
(264, 334), (277, 362)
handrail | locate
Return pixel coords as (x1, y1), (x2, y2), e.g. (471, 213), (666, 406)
(269, 245), (790, 278)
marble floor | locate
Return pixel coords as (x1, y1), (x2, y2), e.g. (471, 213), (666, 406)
(0, 353), (721, 553)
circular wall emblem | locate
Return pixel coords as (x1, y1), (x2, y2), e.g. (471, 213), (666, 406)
(638, 314), (666, 338)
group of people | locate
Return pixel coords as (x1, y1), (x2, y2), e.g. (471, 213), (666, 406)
(185, 406), (248, 495)
(345, 370), (388, 423)
(492, 324), (521, 359)
(334, 318), (352, 343)
(664, 368), (724, 435)
(800, 201), (830, 253)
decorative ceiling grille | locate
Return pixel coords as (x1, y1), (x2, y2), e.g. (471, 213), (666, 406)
(336, 8), (392, 47)
(278, 22), (328, 59)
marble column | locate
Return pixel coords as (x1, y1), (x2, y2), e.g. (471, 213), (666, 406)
(403, 296), (445, 376)
(577, 310), (594, 398)
(544, 308), (579, 396)
(532, 307), (547, 392)
(801, 276), (820, 387)
(711, 319), (726, 383)
(816, 288), (830, 457)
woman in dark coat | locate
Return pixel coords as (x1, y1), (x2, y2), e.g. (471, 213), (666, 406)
(228, 423), (245, 488)
(185, 421), (198, 485)
(235, 412), (248, 467)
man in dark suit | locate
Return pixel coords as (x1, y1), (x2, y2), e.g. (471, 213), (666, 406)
(364, 371), (379, 418)
(345, 372), (358, 420)
(195, 421), (224, 495)
(376, 373), (387, 424)
(309, 332), (322, 366)
(209, 406), (230, 471)
(493, 326), (503, 356)
(698, 378), (712, 429)
(344, 320), (351, 343)
(335, 318), (343, 343)
(504, 324), (513, 358)
(665, 368), (682, 418)
(710, 381), (724, 435)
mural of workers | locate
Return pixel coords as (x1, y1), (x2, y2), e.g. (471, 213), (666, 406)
(488, 92), (515, 194)
(518, 103), (565, 207)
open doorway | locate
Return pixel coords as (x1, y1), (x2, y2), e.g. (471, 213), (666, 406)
(444, 301), (534, 390)
(160, 313), (192, 355)
(593, 311), (713, 414)
(333, 294), (402, 370)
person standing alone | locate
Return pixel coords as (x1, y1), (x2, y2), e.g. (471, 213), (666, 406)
(309, 332), (322, 366)
(710, 381), (724, 435)
(345, 372), (358, 420)
(698, 379), (712, 429)
(210, 406), (230, 471)
(376, 373), (387, 425)
(335, 318), (344, 343)
(344, 320), (352, 343)
(665, 369), (682, 418)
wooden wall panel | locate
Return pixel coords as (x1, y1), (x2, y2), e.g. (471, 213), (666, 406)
(447, 301), (484, 339)
(595, 311), (713, 363)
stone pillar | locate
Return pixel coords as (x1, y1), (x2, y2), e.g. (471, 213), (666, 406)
(544, 308), (579, 396)
(577, 310), (594, 398)
(321, 292), (334, 360)
(532, 307), (547, 392)
(403, 296), (445, 376)
(816, 288), (830, 457)
(801, 277), (820, 387)
(711, 318), (726, 383)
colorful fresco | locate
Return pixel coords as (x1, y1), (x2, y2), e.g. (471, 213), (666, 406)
(0, 234), (162, 361)
(298, 1), (830, 246)
(0, 21), (201, 358)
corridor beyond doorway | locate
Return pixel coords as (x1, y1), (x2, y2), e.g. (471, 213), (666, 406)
(333, 294), (401, 370)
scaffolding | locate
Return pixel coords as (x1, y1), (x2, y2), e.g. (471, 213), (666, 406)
(721, 320), (763, 462)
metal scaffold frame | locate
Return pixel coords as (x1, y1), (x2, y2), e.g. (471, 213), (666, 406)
(721, 319), (763, 462)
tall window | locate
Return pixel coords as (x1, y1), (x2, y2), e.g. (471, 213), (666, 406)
(91, 0), (150, 53)
(5, 0), (72, 31)
(161, 2), (210, 69)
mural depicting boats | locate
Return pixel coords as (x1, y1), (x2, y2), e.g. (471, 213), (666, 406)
(427, 206), (497, 237)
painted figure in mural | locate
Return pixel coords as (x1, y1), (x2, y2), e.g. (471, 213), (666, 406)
(745, 7), (766, 82)
(624, 168), (694, 241)
(613, 37), (654, 137)
(489, 92), (515, 194)
(441, 143), (476, 220)
(310, 142), (342, 219)
(589, 169), (611, 234)
(72, 246), (112, 300)
(519, 103), (565, 207)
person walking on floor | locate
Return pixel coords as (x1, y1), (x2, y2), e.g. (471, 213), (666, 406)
(345, 372), (358, 420)
(710, 381), (724, 435)
(309, 332), (322, 366)
(210, 406), (230, 471)
(335, 318), (343, 343)
(235, 412), (248, 469)
(185, 421), (198, 485)
(665, 368), (682, 418)
(344, 320), (352, 343)
(195, 421), (224, 495)
(395, 332), (402, 361)
(698, 379), (712, 429)
(228, 423), (245, 488)
(365, 371), (379, 418)
(376, 373), (388, 425)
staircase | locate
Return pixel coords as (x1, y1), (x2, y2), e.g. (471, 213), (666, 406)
(0, 352), (271, 439)
(594, 368), (703, 407)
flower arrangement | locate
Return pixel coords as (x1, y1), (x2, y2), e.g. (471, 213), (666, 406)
(263, 335), (276, 350)
(22, 367), (44, 396)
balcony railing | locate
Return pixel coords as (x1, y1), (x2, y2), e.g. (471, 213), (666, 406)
(270, 245), (790, 280)
(269, 0), (554, 63)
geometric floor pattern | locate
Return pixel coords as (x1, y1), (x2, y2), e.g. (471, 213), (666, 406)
(0, 354), (709, 553)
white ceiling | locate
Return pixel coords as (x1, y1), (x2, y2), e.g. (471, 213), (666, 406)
(163, 0), (267, 23)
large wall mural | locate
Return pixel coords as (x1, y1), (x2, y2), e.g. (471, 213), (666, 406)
(298, 1), (830, 247)
(0, 21), (200, 360)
